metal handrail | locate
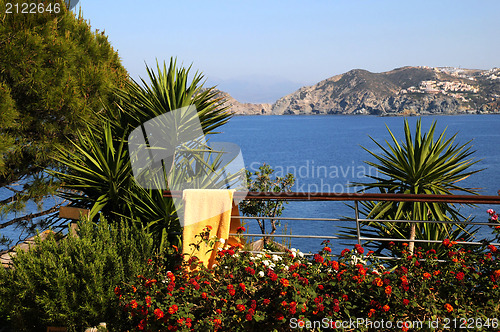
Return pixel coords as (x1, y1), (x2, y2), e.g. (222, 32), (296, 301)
(165, 191), (500, 250)
(164, 190), (500, 204)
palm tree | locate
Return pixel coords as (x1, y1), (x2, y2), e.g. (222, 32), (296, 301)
(345, 119), (482, 256)
(51, 59), (233, 250)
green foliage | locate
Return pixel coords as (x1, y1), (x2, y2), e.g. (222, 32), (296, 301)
(0, 218), (154, 332)
(116, 236), (500, 331)
(111, 58), (231, 139)
(344, 119), (481, 256)
(51, 59), (233, 250)
(0, 0), (128, 241)
(239, 164), (295, 237)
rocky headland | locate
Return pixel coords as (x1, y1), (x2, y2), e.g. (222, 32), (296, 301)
(219, 66), (500, 116)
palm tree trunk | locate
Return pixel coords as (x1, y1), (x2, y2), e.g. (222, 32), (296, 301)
(408, 223), (416, 254)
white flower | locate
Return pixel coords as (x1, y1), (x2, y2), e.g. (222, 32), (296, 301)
(219, 238), (226, 244)
(258, 271), (265, 277)
(212, 264), (217, 269)
(351, 256), (366, 265)
(272, 254), (281, 262)
(233, 253), (239, 258)
(372, 269), (380, 275)
(298, 252), (304, 258)
(283, 266), (289, 271)
(291, 252), (297, 258)
(262, 260), (270, 267)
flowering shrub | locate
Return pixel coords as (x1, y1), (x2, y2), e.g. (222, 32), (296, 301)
(116, 224), (500, 332)
(488, 208), (500, 241)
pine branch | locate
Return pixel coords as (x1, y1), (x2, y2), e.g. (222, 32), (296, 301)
(0, 205), (61, 230)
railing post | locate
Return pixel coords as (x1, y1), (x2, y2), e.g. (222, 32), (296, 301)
(355, 201), (361, 246)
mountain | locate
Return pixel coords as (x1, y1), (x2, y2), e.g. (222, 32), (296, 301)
(220, 66), (500, 116)
(214, 89), (272, 115)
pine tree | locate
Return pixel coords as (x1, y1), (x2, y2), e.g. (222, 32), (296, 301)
(0, 0), (129, 245)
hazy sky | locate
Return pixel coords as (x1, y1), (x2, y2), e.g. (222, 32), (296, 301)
(78, 1), (500, 103)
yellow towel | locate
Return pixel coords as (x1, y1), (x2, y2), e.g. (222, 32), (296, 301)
(182, 189), (241, 268)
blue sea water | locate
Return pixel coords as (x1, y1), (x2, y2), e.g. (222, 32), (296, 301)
(1, 114), (499, 253)
(215, 114), (500, 254)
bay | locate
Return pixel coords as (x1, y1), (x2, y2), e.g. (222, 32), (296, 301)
(216, 114), (500, 254)
(1, 114), (499, 254)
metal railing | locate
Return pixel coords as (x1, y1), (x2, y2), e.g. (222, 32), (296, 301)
(164, 191), (500, 252)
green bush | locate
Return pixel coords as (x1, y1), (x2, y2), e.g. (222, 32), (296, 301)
(0, 218), (154, 332)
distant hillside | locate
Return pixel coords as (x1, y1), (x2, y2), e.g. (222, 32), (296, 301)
(220, 66), (500, 116)
(214, 89), (272, 115)
(271, 66), (500, 115)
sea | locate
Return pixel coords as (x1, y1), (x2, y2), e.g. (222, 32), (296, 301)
(215, 114), (500, 254)
(1, 114), (499, 254)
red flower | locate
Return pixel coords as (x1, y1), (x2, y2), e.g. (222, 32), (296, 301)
(154, 308), (164, 319)
(354, 244), (364, 254)
(423, 272), (431, 280)
(245, 267), (255, 275)
(403, 299), (410, 306)
(145, 279), (157, 287)
(145, 295), (152, 307)
(444, 303), (453, 312)
(373, 277), (383, 287)
(239, 282), (246, 292)
(331, 260), (339, 271)
(488, 245), (498, 253)
(275, 313), (285, 321)
(202, 292), (208, 299)
(385, 285), (392, 295)
(166, 271), (175, 282)
(138, 319), (146, 330)
(323, 246), (332, 253)
(130, 300), (138, 309)
(263, 299), (271, 305)
(368, 308), (376, 317)
(314, 254), (324, 263)
(206, 225), (213, 231)
(227, 284), (236, 296)
(236, 304), (246, 312)
(236, 226), (246, 233)
(341, 249), (350, 257)
(382, 304), (390, 312)
(114, 286), (121, 297)
(245, 313), (253, 321)
(168, 305), (178, 315)
(268, 270), (278, 281)
(213, 318), (222, 326)
(456, 272), (465, 281)
(280, 278), (290, 287)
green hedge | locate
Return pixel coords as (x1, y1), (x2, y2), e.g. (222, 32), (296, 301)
(0, 218), (154, 332)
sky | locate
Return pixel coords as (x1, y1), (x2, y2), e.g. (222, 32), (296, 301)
(77, 0), (500, 103)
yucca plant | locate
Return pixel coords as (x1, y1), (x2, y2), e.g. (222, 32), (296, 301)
(50, 59), (234, 250)
(342, 119), (482, 257)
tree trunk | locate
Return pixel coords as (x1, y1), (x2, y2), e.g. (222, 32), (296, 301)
(408, 223), (416, 254)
